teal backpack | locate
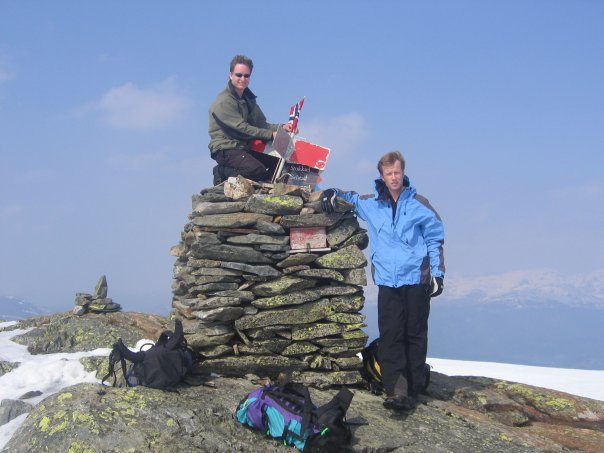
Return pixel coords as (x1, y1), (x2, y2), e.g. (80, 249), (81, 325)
(236, 380), (354, 452)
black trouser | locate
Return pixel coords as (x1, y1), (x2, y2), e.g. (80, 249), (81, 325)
(377, 284), (430, 397)
(212, 149), (268, 182)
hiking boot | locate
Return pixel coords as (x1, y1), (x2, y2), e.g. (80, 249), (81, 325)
(383, 394), (417, 411)
(212, 165), (224, 186)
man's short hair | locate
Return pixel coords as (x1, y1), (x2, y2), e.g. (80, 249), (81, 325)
(377, 151), (406, 174)
(230, 55), (254, 73)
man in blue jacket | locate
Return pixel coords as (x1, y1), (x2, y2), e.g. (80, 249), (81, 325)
(322, 150), (445, 411)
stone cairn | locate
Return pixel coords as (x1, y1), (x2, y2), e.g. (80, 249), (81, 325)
(73, 275), (122, 316)
(170, 177), (370, 388)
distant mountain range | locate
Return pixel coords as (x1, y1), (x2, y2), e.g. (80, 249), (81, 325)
(441, 268), (604, 308)
(0, 295), (47, 321)
(361, 269), (604, 370)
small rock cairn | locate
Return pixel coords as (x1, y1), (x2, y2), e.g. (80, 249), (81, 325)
(170, 177), (370, 387)
(73, 275), (122, 315)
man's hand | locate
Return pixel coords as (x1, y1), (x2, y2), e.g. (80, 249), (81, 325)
(428, 277), (444, 297)
(321, 189), (337, 214)
(282, 123), (298, 134)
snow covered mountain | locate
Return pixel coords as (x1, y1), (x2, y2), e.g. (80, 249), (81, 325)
(441, 268), (604, 308)
(360, 269), (604, 370)
(0, 296), (46, 321)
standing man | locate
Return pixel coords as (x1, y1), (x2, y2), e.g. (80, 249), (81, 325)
(322, 151), (445, 411)
(208, 54), (295, 185)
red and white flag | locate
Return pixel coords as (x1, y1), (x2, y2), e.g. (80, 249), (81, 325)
(288, 97), (305, 131)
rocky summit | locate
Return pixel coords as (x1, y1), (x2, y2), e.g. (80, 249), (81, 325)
(2, 312), (604, 452)
(170, 178), (370, 387)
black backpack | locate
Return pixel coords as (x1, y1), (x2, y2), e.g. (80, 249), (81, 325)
(102, 319), (199, 390)
(304, 386), (355, 453)
(360, 338), (431, 395)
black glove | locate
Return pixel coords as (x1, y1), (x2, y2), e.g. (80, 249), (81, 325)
(428, 277), (444, 297)
(321, 189), (337, 214)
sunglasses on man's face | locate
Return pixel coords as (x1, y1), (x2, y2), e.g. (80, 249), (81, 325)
(233, 73), (251, 79)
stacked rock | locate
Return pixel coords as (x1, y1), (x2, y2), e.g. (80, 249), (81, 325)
(73, 275), (122, 316)
(170, 177), (370, 387)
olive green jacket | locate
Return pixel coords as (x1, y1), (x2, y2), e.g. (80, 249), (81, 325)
(208, 81), (279, 155)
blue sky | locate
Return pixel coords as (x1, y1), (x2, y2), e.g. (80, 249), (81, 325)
(1, 1), (603, 314)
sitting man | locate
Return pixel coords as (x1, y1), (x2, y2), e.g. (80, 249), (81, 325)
(208, 54), (295, 185)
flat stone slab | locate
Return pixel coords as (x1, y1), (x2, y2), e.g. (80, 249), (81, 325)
(191, 267), (242, 277)
(192, 232), (222, 246)
(251, 276), (318, 297)
(190, 243), (272, 264)
(341, 268), (367, 285)
(315, 245), (367, 269)
(291, 323), (345, 341)
(221, 261), (281, 277)
(236, 298), (336, 329)
(190, 275), (240, 285)
(198, 344), (232, 358)
(276, 253), (318, 268)
(210, 290), (255, 301)
(341, 231), (369, 250)
(186, 331), (235, 348)
(192, 297), (244, 310)
(226, 233), (289, 246)
(326, 312), (366, 324)
(279, 213), (344, 228)
(190, 282), (239, 293)
(252, 286), (359, 309)
(327, 217), (360, 247)
(293, 269), (345, 281)
(187, 258), (222, 268)
(181, 319), (233, 336)
(245, 194), (304, 215)
(255, 220), (285, 234)
(281, 341), (320, 356)
(192, 201), (246, 216)
(328, 295), (365, 312)
(191, 212), (273, 228)
(191, 306), (244, 322)
(192, 192), (231, 206)
(237, 339), (292, 355)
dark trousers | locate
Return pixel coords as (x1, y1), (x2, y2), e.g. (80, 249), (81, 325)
(212, 149), (268, 182)
(377, 284), (430, 397)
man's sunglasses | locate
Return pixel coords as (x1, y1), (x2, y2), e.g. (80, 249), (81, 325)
(233, 73), (251, 79)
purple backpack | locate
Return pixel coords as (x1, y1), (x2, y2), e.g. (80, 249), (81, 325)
(236, 381), (354, 452)
(236, 382), (319, 450)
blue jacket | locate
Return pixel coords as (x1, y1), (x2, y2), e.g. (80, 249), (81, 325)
(336, 176), (445, 288)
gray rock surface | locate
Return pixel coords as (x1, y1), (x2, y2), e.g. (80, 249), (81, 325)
(3, 312), (604, 452)
(0, 399), (32, 426)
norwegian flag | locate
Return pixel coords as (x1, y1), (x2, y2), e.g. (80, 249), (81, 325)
(288, 97), (305, 131)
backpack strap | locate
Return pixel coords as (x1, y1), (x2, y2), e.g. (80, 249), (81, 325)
(262, 382), (314, 442)
(315, 387), (354, 420)
(164, 319), (185, 350)
(102, 340), (143, 387)
(101, 342), (122, 386)
(116, 338), (145, 363)
(296, 385), (314, 441)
